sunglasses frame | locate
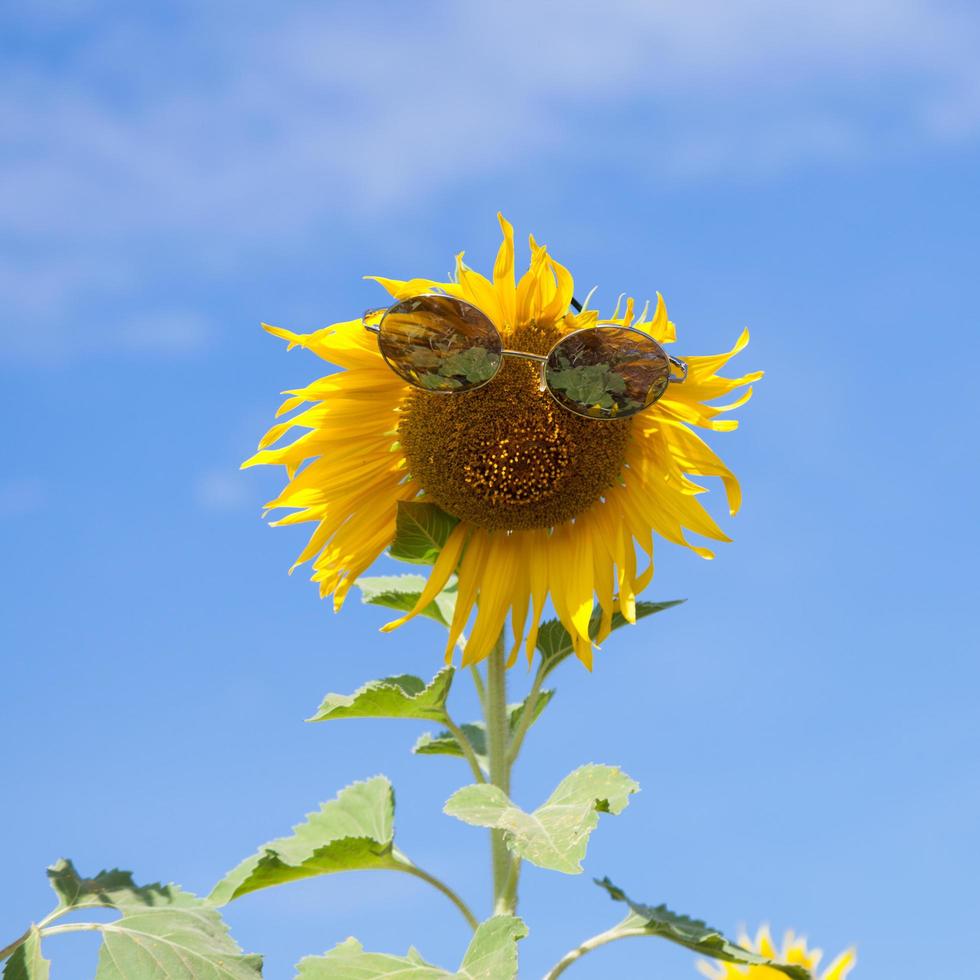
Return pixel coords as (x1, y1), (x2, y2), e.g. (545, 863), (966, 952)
(362, 293), (687, 419)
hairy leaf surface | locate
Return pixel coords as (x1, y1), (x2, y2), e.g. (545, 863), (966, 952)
(24, 862), (261, 980)
(95, 903), (263, 980)
(455, 916), (527, 979)
(308, 669), (453, 723)
(356, 574), (458, 626)
(445, 765), (638, 873)
(296, 938), (446, 978)
(210, 777), (406, 904)
(296, 916), (526, 980)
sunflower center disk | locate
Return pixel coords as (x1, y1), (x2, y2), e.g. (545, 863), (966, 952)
(399, 324), (632, 531)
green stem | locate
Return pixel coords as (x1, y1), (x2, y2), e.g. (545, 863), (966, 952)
(1, 901), (129, 958)
(541, 926), (649, 979)
(442, 715), (486, 784)
(35, 905), (73, 931)
(40, 923), (104, 937)
(1, 904), (78, 961)
(400, 866), (479, 931)
(485, 632), (514, 915)
(507, 660), (546, 766)
(499, 853), (521, 913)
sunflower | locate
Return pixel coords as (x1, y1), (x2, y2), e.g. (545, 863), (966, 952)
(698, 926), (856, 980)
(244, 215), (759, 669)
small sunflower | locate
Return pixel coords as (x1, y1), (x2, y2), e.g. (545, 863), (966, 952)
(698, 926), (856, 979)
(245, 215), (759, 668)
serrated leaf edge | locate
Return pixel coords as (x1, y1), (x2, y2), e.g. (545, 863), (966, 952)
(307, 669), (453, 723)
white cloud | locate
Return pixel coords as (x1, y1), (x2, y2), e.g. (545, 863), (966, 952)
(924, 71), (980, 140)
(2, 0), (979, 360)
(0, 283), (214, 359)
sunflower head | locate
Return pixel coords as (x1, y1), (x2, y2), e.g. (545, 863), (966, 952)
(244, 214), (761, 669)
(698, 926), (856, 980)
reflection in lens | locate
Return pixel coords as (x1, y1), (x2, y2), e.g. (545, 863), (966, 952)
(377, 295), (502, 392)
(545, 326), (671, 419)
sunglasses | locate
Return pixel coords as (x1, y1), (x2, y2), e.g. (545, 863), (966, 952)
(362, 294), (687, 420)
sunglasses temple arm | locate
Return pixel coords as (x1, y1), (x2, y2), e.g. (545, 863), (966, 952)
(570, 296), (583, 312)
(362, 306), (388, 334)
(668, 355), (688, 383)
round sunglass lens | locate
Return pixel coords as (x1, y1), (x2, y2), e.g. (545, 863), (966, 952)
(545, 327), (671, 419)
(378, 296), (502, 392)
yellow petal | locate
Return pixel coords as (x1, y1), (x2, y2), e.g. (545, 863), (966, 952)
(464, 532), (520, 666)
(822, 948), (857, 980)
(446, 531), (488, 661)
(381, 523), (468, 631)
(524, 534), (551, 663)
(494, 213), (517, 330)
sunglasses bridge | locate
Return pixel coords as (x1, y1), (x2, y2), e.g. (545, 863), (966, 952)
(502, 348), (545, 364)
(363, 325), (558, 372)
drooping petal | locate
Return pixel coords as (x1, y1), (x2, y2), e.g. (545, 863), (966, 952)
(446, 530), (489, 663)
(523, 531), (551, 663)
(463, 531), (522, 666)
(381, 522), (469, 632)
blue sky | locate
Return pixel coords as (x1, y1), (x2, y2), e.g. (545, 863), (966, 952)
(3, 1), (979, 977)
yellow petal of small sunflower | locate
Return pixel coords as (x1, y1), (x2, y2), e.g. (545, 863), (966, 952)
(248, 217), (759, 668)
(696, 926), (856, 979)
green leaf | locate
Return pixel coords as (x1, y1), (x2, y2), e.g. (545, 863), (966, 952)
(414, 722), (488, 766)
(307, 668), (454, 723)
(296, 938), (447, 979)
(456, 916), (527, 979)
(444, 765), (639, 874)
(2, 928), (49, 980)
(95, 900), (263, 980)
(389, 501), (460, 565)
(594, 878), (811, 980)
(356, 574), (458, 626)
(537, 600), (685, 678)
(295, 916), (526, 980)
(47, 859), (196, 913)
(507, 688), (555, 737)
(413, 691), (554, 772)
(210, 776), (408, 905)
(36, 862), (261, 980)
